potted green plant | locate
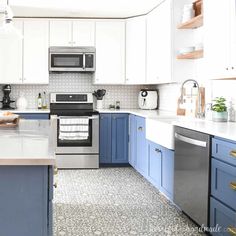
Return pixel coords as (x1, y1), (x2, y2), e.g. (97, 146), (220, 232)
(212, 97), (228, 122)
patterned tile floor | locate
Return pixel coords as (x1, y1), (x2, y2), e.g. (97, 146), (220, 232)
(53, 167), (205, 236)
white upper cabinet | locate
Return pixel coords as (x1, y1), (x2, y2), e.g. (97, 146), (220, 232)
(146, 0), (172, 84)
(49, 20), (72, 46)
(204, 0), (236, 79)
(94, 21), (125, 84)
(126, 16), (146, 84)
(50, 20), (95, 47)
(0, 19), (49, 85)
(0, 20), (23, 84)
(23, 20), (49, 84)
(73, 21), (95, 46)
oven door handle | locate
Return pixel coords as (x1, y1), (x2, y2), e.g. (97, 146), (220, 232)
(50, 115), (99, 120)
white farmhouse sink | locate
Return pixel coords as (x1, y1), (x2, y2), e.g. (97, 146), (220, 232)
(146, 117), (176, 150)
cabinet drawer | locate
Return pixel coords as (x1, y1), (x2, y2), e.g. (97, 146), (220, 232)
(212, 158), (236, 211)
(210, 197), (236, 236)
(212, 138), (236, 166)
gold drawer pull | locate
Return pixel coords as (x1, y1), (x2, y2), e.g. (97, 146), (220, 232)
(230, 151), (236, 158)
(228, 227), (236, 235)
(230, 182), (236, 191)
(138, 127), (143, 131)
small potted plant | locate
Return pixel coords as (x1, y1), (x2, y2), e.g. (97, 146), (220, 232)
(212, 97), (228, 122)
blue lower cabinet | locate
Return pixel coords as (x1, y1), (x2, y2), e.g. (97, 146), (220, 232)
(161, 147), (174, 200)
(147, 141), (174, 199)
(129, 114), (137, 168)
(148, 141), (162, 189)
(99, 113), (129, 164)
(16, 113), (50, 120)
(136, 116), (148, 177)
(99, 114), (112, 164)
(111, 114), (129, 163)
(212, 158), (236, 211)
(0, 166), (53, 236)
(210, 197), (236, 236)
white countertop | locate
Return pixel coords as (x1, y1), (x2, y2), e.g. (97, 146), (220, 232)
(3, 109), (50, 113)
(173, 118), (236, 142)
(0, 120), (55, 165)
(97, 109), (175, 119)
(98, 109), (236, 142)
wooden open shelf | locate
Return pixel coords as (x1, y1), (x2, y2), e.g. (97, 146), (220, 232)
(178, 14), (203, 29)
(177, 49), (203, 59)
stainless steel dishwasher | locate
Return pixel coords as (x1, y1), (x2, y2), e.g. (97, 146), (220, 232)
(174, 126), (210, 227)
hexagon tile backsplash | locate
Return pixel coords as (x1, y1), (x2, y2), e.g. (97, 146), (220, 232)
(0, 73), (148, 109)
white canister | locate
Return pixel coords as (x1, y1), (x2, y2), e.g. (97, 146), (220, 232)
(96, 100), (104, 109)
(16, 93), (28, 110)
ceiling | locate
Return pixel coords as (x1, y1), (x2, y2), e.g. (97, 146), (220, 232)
(10, 0), (162, 18)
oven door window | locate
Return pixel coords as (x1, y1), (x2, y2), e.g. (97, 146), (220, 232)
(57, 117), (92, 147)
(51, 54), (83, 68)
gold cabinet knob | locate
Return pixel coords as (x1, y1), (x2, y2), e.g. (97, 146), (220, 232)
(53, 182), (58, 188)
(54, 166), (58, 175)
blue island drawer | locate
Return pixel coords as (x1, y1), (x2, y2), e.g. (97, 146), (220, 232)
(212, 138), (236, 166)
(212, 158), (236, 211)
(17, 113), (49, 120)
(210, 197), (236, 236)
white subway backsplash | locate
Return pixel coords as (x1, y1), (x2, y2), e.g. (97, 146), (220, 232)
(157, 83), (181, 112)
(0, 73), (147, 109)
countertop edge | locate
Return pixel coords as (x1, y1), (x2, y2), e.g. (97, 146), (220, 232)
(0, 158), (56, 166)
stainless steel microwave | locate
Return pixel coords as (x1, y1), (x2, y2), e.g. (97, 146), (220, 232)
(49, 47), (95, 72)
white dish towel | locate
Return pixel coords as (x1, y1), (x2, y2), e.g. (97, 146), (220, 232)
(59, 117), (89, 140)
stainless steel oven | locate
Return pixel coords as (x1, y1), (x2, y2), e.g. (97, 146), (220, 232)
(50, 93), (99, 169)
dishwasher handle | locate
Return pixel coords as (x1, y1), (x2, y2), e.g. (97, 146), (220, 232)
(175, 133), (207, 147)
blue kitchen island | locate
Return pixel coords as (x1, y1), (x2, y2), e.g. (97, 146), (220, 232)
(0, 120), (55, 236)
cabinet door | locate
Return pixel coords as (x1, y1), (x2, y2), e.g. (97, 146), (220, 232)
(148, 141), (162, 189)
(161, 147), (174, 199)
(111, 114), (129, 163)
(211, 158), (236, 211)
(0, 166), (49, 236)
(126, 16), (146, 84)
(136, 116), (148, 176)
(0, 20), (23, 84)
(146, 0), (172, 84)
(129, 115), (137, 168)
(210, 197), (236, 236)
(229, 0), (236, 75)
(204, 0), (232, 79)
(49, 20), (72, 46)
(23, 20), (49, 84)
(73, 21), (95, 46)
(99, 114), (112, 164)
(95, 21), (125, 84)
